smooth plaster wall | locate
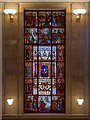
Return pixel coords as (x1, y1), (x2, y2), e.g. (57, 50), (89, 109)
(2, 2), (89, 118)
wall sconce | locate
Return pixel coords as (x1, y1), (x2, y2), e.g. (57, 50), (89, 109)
(73, 8), (86, 19)
(7, 98), (14, 105)
(77, 98), (84, 105)
(4, 9), (17, 21)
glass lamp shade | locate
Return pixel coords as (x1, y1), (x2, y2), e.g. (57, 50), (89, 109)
(7, 98), (14, 105)
(4, 9), (17, 15)
(73, 9), (86, 15)
(77, 98), (84, 105)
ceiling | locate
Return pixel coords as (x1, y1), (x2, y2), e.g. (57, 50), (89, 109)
(1, 0), (90, 2)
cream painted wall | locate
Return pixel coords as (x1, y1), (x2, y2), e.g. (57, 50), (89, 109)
(2, 2), (89, 119)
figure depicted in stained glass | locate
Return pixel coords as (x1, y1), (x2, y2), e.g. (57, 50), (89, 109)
(29, 98), (33, 110)
(25, 95), (37, 112)
(57, 97), (62, 111)
(52, 13), (57, 26)
(60, 97), (65, 112)
(39, 28), (51, 44)
(57, 45), (64, 61)
(52, 99), (57, 111)
(60, 48), (63, 60)
(38, 96), (51, 112)
(40, 98), (45, 111)
(39, 14), (45, 27)
(38, 46), (51, 61)
(30, 32), (34, 43)
(25, 28), (38, 44)
(39, 62), (51, 78)
(25, 62), (32, 78)
(33, 96), (37, 110)
(56, 13), (61, 26)
(41, 65), (48, 77)
(52, 11), (65, 27)
(52, 96), (62, 112)
(39, 12), (51, 27)
(52, 28), (64, 44)
(24, 10), (65, 113)
(57, 79), (64, 96)
(57, 62), (64, 78)
(25, 95), (31, 112)
(25, 45), (32, 61)
(25, 78), (32, 94)
(52, 62), (56, 77)
(45, 13), (51, 26)
(25, 29), (30, 43)
(25, 12), (37, 27)
(25, 13), (31, 26)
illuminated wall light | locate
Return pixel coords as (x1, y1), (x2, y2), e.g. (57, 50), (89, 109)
(7, 98), (14, 105)
(73, 9), (86, 15)
(4, 9), (17, 21)
(73, 8), (86, 19)
(77, 98), (84, 105)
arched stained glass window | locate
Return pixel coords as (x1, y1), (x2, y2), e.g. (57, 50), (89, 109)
(24, 10), (66, 113)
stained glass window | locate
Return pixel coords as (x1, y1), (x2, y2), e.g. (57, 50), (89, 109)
(24, 10), (66, 113)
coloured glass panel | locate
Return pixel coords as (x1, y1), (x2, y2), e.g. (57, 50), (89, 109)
(38, 79), (51, 95)
(52, 11), (65, 27)
(39, 62), (51, 78)
(25, 11), (37, 27)
(24, 10), (66, 113)
(25, 28), (38, 44)
(24, 94), (37, 113)
(39, 11), (51, 27)
(39, 28), (51, 44)
(38, 96), (51, 112)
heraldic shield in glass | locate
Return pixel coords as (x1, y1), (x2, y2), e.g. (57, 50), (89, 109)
(24, 10), (66, 113)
